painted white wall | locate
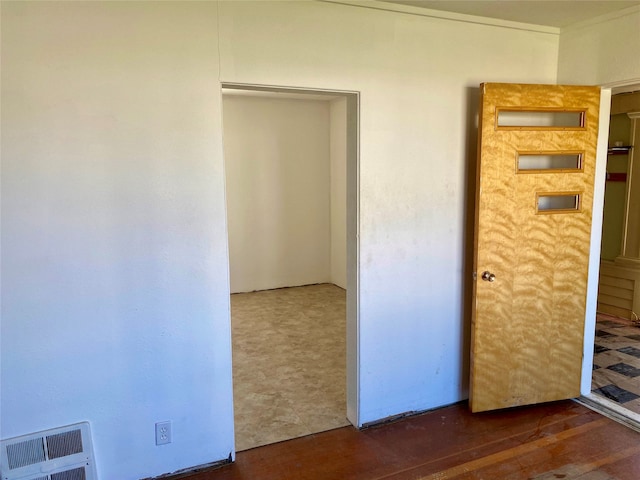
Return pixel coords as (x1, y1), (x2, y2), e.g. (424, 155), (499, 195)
(2, 1), (566, 478)
(218, 0), (559, 423)
(330, 98), (348, 289)
(223, 94), (332, 293)
(557, 7), (640, 86)
(0, 3), (234, 479)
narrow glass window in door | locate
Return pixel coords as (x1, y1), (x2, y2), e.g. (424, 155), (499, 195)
(536, 193), (581, 213)
(517, 152), (583, 172)
(497, 109), (585, 129)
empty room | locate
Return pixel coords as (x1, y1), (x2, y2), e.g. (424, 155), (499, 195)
(2, 1), (640, 479)
(221, 88), (352, 450)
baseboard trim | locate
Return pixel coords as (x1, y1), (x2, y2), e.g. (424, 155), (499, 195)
(360, 400), (467, 429)
(144, 455), (233, 480)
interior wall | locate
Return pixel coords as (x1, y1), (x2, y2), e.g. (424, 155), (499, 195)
(223, 94), (332, 293)
(557, 7), (640, 86)
(218, 0), (560, 423)
(330, 97), (348, 289)
(1, 1), (569, 478)
(0, 3), (234, 479)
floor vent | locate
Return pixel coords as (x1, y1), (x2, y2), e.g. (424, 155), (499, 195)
(1, 422), (97, 480)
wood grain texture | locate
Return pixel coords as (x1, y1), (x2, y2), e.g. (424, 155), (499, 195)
(611, 91), (640, 115)
(621, 117), (640, 259)
(470, 83), (601, 412)
(598, 260), (640, 320)
(171, 401), (640, 480)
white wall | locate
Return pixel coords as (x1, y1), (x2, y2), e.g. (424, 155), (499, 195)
(557, 7), (640, 86)
(218, 0), (559, 423)
(330, 98), (348, 289)
(2, 1), (563, 478)
(223, 94), (332, 293)
(1, 3), (233, 479)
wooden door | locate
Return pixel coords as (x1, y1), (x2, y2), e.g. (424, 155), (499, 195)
(470, 83), (601, 413)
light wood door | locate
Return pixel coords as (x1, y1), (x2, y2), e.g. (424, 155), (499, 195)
(470, 83), (601, 413)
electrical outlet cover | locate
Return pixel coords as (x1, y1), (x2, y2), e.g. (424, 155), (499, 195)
(155, 421), (171, 445)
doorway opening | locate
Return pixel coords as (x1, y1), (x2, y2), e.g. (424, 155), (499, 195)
(588, 87), (640, 424)
(221, 84), (359, 451)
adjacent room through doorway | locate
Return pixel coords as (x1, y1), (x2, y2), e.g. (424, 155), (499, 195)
(592, 89), (640, 419)
(221, 86), (358, 450)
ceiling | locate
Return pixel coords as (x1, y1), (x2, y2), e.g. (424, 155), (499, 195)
(379, 1), (640, 27)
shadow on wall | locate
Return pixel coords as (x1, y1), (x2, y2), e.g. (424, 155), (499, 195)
(460, 85), (481, 399)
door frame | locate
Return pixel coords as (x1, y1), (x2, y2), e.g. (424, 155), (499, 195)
(580, 78), (640, 419)
(220, 82), (362, 428)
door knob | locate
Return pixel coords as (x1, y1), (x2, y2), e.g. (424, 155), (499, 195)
(481, 271), (496, 282)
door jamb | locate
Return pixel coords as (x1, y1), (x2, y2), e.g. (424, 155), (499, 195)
(219, 82), (362, 430)
(581, 78), (640, 419)
(580, 87), (612, 395)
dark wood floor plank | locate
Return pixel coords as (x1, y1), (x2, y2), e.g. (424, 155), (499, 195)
(178, 401), (640, 480)
(362, 402), (603, 479)
(444, 420), (625, 479)
(381, 417), (609, 479)
(599, 448), (640, 479)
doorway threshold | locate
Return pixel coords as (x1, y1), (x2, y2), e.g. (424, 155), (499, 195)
(576, 393), (640, 433)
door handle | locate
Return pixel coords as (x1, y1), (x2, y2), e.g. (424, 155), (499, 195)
(481, 271), (496, 282)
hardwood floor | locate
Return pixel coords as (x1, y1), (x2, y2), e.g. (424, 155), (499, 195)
(174, 400), (640, 480)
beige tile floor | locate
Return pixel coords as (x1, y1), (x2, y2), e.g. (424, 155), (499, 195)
(231, 283), (349, 451)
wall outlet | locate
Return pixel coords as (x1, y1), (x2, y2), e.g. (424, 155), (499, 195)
(155, 421), (172, 445)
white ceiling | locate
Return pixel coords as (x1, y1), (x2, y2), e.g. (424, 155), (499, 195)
(380, 1), (640, 27)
